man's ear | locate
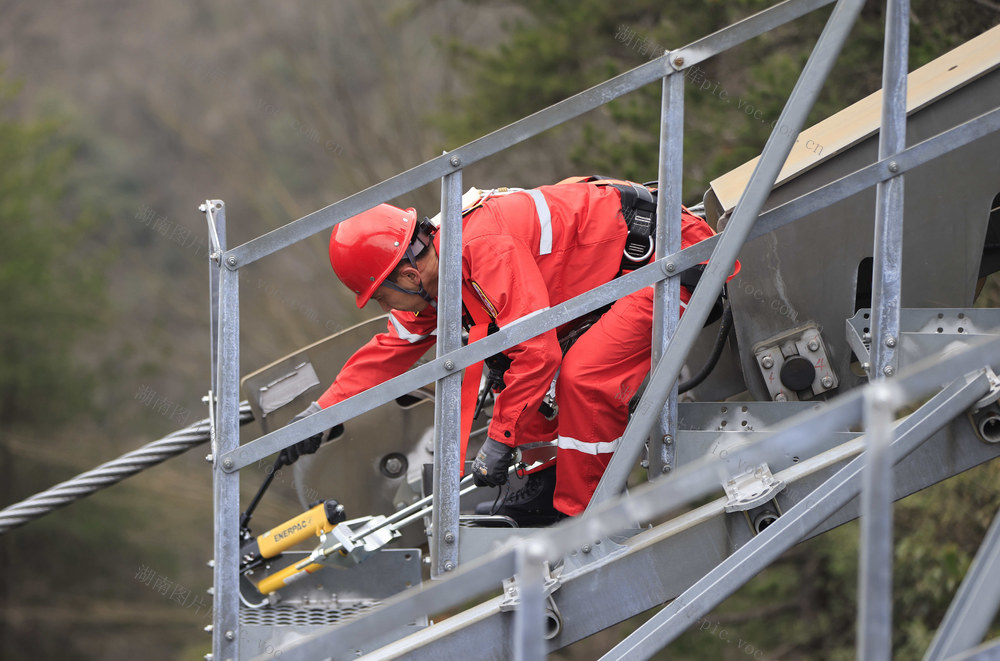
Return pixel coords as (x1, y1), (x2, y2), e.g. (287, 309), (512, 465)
(398, 264), (421, 286)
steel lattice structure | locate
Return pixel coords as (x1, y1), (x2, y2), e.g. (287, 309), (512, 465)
(201, 1), (1000, 659)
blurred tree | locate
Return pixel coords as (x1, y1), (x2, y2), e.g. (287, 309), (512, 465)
(0, 74), (106, 429)
(0, 69), (114, 661)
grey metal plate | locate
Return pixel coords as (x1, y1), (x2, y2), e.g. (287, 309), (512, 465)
(240, 549), (426, 660)
(723, 68), (1000, 400)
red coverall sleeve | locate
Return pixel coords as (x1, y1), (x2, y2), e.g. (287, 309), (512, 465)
(316, 312), (436, 409)
(464, 235), (562, 448)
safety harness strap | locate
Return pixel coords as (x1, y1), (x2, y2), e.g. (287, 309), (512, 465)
(459, 321), (488, 475)
(614, 182), (657, 272)
(555, 175), (658, 273)
(458, 283), (497, 476)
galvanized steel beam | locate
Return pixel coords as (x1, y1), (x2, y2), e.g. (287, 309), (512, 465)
(213, 204), (242, 661)
(868, 0), (910, 381)
(858, 382), (900, 661)
(431, 169), (464, 577)
(861, 3), (909, 653)
(650, 71), (685, 478)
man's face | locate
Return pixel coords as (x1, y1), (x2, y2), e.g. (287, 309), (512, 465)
(370, 279), (430, 314)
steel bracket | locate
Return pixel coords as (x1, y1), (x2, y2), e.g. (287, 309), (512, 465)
(723, 462), (785, 513)
(499, 561), (560, 611)
(753, 323), (838, 401)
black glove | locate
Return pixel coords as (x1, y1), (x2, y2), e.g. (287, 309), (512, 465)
(470, 437), (515, 487)
(279, 401), (324, 467)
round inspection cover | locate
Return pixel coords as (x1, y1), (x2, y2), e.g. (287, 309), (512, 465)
(779, 355), (816, 391)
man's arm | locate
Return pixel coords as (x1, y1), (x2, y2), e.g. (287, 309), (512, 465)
(317, 312), (436, 409)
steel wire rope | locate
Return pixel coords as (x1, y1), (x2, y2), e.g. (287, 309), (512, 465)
(0, 401), (254, 534)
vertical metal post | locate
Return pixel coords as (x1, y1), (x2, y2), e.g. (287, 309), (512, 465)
(514, 541), (547, 661)
(858, 382), (896, 661)
(213, 210), (241, 660)
(204, 199), (225, 443)
(650, 69), (685, 478)
(868, 0), (909, 380)
(205, 200), (225, 396)
(861, 2), (908, 648)
(431, 165), (464, 577)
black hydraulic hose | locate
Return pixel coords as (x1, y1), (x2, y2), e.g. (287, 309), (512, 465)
(240, 455), (284, 531)
(678, 302), (734, 394)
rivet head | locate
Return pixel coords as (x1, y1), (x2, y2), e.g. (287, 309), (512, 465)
(661, 465), (672, 474)
(761, 356), (774, 369)
(582, 544), (592, 554)
(885, 337), (897, 348)
(663, 434), (673, 446)
(664, 262), (676, 273)
(888, 161), (899, 173)
(224, 630), (235, 641)
(226, 256), (237, 267)
(444, 561), (455, 572)
(449, 155), (461, 167)
(821, 376), (834, 388)
(673, 56), (684, 67)
(444, 532), (455, 544)
(807, 340), (820, 352)
(883, 365), (895, 376)
(775, 393), (787, 402)
(222, 458), (234, 470)
(444, 360), (456, 371)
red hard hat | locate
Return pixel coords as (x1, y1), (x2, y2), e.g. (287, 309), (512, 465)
(329, 203), (419, 308)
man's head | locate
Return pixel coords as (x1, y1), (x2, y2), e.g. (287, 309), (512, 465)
(328, 203), (438, 312)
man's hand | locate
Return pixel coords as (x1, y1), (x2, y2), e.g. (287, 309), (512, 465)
(279, 401), (324, 467)
(470, 437), (515, 487)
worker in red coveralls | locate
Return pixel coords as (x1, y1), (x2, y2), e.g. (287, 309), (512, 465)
(280, 177), (737, 526)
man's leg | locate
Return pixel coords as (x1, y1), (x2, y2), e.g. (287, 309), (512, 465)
(554, 287), (656, 516)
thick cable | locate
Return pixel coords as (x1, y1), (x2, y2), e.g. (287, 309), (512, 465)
(0, 401), (254, 534)
(678, 302), (734, 393)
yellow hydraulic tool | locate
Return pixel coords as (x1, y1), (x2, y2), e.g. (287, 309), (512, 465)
(239, 499), (346, 574)
(254, 557), (326, 595)
(253, 513), (398, 595)
(250, 473), (481, 596)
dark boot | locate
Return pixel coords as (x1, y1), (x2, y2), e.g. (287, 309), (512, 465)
(475, 466), (566, 527)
